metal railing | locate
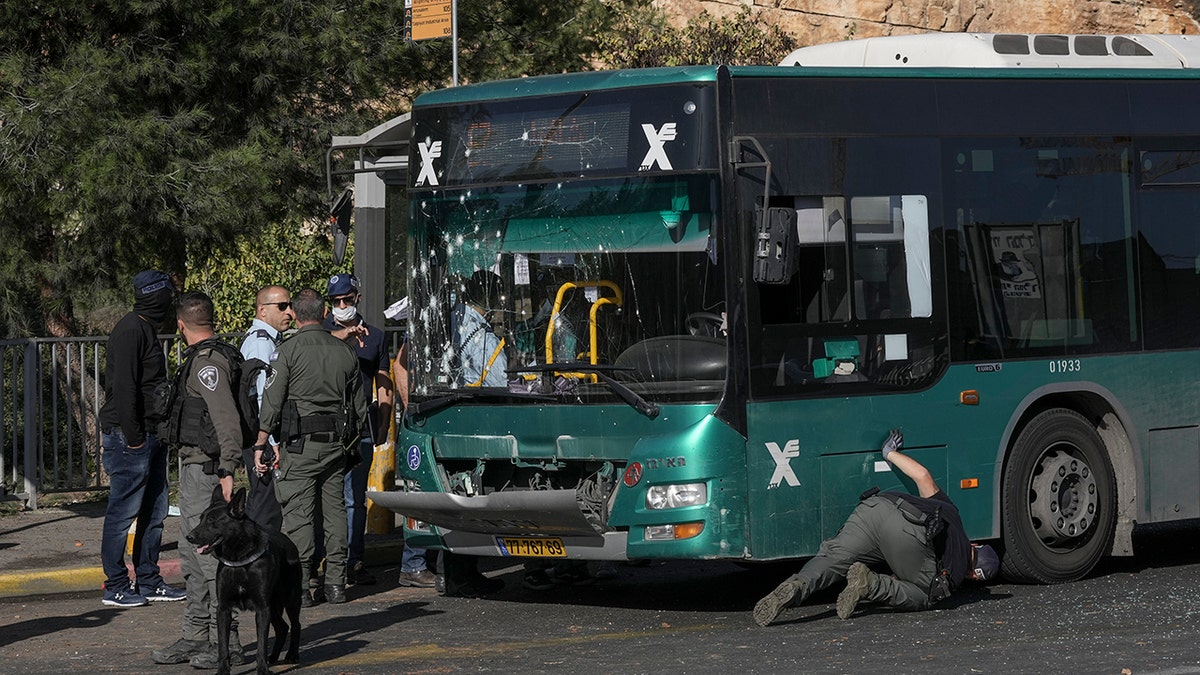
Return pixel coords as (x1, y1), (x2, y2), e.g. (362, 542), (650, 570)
(1, 327), (403, 509)
(1, 335), (193, 509)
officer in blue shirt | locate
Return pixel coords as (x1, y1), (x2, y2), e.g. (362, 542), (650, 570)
(450, 270), (508, 388)
(239, 285), (294, 534)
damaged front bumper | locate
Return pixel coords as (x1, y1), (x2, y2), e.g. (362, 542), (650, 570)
(368, 489), (629, 560)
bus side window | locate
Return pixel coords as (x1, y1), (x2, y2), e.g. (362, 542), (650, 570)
(796, 197), (851, 323)
(850, 195), (932, 320)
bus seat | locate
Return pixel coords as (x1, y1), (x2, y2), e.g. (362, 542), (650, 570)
(615, 335), (726, 381)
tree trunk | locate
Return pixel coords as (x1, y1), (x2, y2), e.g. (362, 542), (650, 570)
(43, 343), (107, 489)
(39, 276), (107, 488)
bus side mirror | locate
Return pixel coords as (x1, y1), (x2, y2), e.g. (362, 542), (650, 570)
(753, 207), (797, 284)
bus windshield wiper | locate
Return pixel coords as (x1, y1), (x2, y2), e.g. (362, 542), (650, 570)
(510, 364), (660, 419)
(409, 388), (555, 417)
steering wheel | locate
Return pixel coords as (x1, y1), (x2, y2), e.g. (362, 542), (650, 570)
(686, 312), (725, 337)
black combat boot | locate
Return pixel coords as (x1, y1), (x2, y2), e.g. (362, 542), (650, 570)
(324, 583), (347, 604)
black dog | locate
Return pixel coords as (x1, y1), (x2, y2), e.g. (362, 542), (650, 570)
(188, 486), (302, 675)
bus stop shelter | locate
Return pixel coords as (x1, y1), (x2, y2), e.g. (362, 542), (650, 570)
(326, 113), (411, 324)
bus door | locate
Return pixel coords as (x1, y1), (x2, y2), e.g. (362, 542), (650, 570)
(741, 192), (948, 560)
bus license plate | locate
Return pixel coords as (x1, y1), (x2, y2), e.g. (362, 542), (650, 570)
(496, 536), (566, 558)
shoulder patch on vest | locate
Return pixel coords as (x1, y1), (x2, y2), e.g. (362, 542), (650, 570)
(197, 365), (220, 392)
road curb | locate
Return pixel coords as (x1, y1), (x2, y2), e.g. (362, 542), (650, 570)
(0, 558), (183, 600)
(0, 538), (407, 601)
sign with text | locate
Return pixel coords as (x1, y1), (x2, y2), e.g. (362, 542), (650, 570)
(407, 0), (453, 41)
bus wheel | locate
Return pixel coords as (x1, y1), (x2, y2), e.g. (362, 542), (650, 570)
(1001, 408), (1115, 584)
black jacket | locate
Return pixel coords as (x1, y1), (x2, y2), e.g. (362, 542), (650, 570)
(884, 489), (972, 587)
(99, 312), (167, 447)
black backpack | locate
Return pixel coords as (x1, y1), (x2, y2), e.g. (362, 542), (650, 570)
(161, 338), (269, 453)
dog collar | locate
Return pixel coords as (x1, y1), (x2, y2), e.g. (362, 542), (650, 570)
(217, 544), (269, 567)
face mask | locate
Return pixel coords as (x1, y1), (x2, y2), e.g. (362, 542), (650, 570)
(331, 305), (356, 323)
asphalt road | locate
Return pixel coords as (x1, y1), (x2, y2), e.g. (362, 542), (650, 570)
(4, 521), (1200, 674)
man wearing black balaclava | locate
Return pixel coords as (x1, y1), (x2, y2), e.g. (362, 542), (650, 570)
(97, 270), (187, 607)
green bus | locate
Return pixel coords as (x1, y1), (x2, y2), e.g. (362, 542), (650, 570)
(375, 33), (1200, 583)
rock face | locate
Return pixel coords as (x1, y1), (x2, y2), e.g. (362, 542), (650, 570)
(657, 0), (1200, 50)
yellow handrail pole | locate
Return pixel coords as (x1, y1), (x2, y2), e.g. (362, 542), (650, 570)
(468, 337), (507, 387)
(587, 296), (621, 383)
(545, 280), (623, 366)
(545, 281), (579, 365)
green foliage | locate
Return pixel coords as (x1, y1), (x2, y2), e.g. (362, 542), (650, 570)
(597, 4), (798, 69)
(0, 0), (397, 335)
(0, 0), (608, 338)
(187, 219), (354, 333)
(0, 0), (787, 339)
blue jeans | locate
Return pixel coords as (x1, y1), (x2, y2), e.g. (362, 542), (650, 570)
(100, 429), (169, 592)
(344, 439), (426, 573)
(401, 539), (427, 574)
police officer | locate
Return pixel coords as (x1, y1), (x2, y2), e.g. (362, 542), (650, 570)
(239, 285), (294, 535)
(152, 291), (245, 667)
(253, 288), (368, 606)
(753, 429), (1001, 627)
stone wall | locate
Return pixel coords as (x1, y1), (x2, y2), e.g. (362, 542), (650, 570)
(656, 0), (1200, 50)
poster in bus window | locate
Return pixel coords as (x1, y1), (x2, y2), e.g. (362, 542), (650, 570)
(989, 227), (1042, 300)
(965, 221), (1081, 344)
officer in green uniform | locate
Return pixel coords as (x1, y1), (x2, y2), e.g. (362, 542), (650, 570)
(152, 291), (245, 667)
(753, 429), (1000, 627)
(253, 287), (368, 606)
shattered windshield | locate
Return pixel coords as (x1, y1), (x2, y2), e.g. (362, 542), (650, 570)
(407, 173), (727, 404)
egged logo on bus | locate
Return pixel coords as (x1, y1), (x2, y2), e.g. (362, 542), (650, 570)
(415, 138), (442, 187)
(766, 440), (801, 489)
(639, 123), (677, 171)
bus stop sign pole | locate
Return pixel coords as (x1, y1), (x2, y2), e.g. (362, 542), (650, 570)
(406, 0), (458, 86)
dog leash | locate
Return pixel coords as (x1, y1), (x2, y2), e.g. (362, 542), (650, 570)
(216, 544), (269, 567)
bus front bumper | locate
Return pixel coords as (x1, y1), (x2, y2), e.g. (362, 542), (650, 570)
(368, 489), (630, 559)
(367, 488), (600, 536)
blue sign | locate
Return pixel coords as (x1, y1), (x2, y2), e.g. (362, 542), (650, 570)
(407, 445), (422, 471)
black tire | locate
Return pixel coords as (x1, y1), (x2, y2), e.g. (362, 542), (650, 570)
(1000, 408), (1116, 584)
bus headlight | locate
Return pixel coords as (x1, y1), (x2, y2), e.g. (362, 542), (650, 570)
(644, 522), (704, 541)
(645, 482), (708, 510)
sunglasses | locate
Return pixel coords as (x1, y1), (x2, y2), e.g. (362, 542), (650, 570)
(260, 301), (292, 311)
(329, 294), (358, 307)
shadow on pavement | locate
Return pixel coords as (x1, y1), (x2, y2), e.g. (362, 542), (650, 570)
(444, 520), (1200, 614)
(0, 608), (121, 649)
(1088, 518), (1200, 579)
(295, 601), (437, 664)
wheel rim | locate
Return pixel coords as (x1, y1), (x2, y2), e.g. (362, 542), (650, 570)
(1027, 445), (1098, 550)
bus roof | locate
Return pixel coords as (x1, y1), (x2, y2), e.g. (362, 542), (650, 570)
(779, 33), (1200, 69)
(413, 67), (718, 108)
(414, 33), (1200, 109)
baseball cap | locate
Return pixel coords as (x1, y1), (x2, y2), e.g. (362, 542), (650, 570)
(972, 544), (1000, 581)
(133, 270), (173, 297)
(326, 274), (360, 297)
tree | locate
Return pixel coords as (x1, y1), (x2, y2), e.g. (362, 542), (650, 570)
(188, 219), (353, 334)
(0, 0), (615, 339)
(0, 0), (787, 340)
(597, 4), (798, 69)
